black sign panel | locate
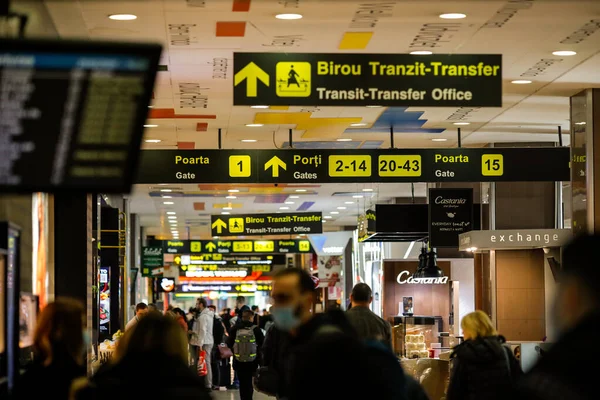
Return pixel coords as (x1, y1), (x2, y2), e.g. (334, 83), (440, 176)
(137, 148), (570, 184)
(211, 212), (323, 236)
(176, 253), (285, 268)
(428, 188), (474, 248)
(162, 239), (312, 254)
(176, 283), (273, 294)
(0, 38), (161, 193)
(233, 52), (502, 107)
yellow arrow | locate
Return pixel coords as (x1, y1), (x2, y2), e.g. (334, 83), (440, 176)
(265, 156), (286, 177)
(206, 242), (217, 252)
(212, 219), (227, 234)
(174, 256), (181, 265)
(234, 62), (269, 97)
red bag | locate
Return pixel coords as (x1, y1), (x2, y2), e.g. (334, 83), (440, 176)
(197, 349), (208, 377)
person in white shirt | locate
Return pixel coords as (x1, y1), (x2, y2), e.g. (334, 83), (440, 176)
(125, 302), (148, 331)
(190, 298), (214, 389)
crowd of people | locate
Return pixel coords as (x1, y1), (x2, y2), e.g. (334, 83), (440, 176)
(9, 233), (600, 399)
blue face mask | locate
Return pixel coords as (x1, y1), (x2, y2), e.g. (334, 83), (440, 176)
(271, 306), (301, 332)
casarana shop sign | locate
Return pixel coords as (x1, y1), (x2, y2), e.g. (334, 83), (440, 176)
(396, 271), (449, 285)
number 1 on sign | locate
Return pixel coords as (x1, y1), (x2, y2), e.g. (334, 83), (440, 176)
(229, 155), (251, 177)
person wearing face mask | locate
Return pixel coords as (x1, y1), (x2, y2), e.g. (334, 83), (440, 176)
(516, 234), (600, 400)
(269, 268), (398, 400)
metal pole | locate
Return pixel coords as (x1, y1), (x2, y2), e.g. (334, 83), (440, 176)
(390, 126), (394, 149)
(457, 127), (462, 148)
(558, 126), (563, 146)
(289, 128), (293, 148)
(218, 128), (222, 149)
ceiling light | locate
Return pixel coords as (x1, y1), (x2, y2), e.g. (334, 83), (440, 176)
(453, 122), (470, 126)
(295, 189), (307, 192)
(148, 106), (154, 108)
(168, 216), (177, 220)
(223, 207), (233, 210)
(410, 51), (433, 55)
(221, 212), (230, 215)
(362, 188), (374, 192)
(280, 206), (290, 210)
(228, 189), (239, 193)
(251, 105), (269, 109)
(245, 123), (263, 127)
(144, 124), (158, 128)
(552, 50), (577, 56)
(330, 211), (340, 215)
(345, 201), (354, 204)
(366, 105), (382, 108)
(337, 206), (347, 210)
(145, 139), (161, 143)
(350, 123), (367, 127)
(432, 138), (448, 142)
(337, 138), (352, 142)
(160, 189), (172, 192)
(575, 122), (586, 125)
(226, 195), (237, 199)
(108, 14), (137, 20)
(163, 201), (174, 205)
(167, 211), (176, 215)
(275, 13), (303, 20)
(322, 220), (327, 223)
(162, 195), (172, 199)
(285, 201), (295, 205)
(353, 195), (363, 199)
(511, 79), (532, 84)
(439, 13), (466, 19)
(324, 216), (333, 219)
(241, 139), (257, 143)
(289, 195), (300, 199)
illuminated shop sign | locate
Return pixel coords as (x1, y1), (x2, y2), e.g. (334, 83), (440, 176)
(396, 271), (448, 285)
(458, 229), (571, 252)
(178, 283), (272, 293)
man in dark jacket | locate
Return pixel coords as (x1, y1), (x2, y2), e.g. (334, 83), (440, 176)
(346, 283), (392, 348)
(517, 234), (600, 400)
(261, 324), (292, 398)
(227, 310), (265, 400)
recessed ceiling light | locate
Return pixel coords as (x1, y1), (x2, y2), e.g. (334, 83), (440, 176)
(366, 105), (382, 108)
(163, 201), (174, 205)
(280, 206), (290, 210)
(295, 189), (307, 192)
(245, 123), (263, 127)
(168, 216), (177, 220)
(350, 123), (367, 127)
(439, 13), (466, 19)
(251, 105), (269, 109)
(324, 216), (333, 219)
(162, 196), (173, 199)
(241, 139), (258, 143)
(221, 212), (230, 215)
(552, 50), (577, 56)
(410, 51), (433, 55)
(228, 189), (239, 193)
(167, 211), (176, 215)
(453, 122), (470, 126)
(145, 139), (161, 143)
(276, 13), (303, 20)
(144, 124), (158, 128)
(337, 206), (347, 210)
(345, 201), (354, 204)
(322, 220), (327, 223)
(362, 188), (374, 192)
(330, 211), (340, 215)
(285, 201), (295, 205)
(289, 195), (300, 199)
(511, 80), (532, 84)
(223, 207), (233, 210)
(226, 195), (237, 199)
(432, 138), (448, 142)
(160, 189), (172, 192)
(337, 138), (352, 142)
(108, 14), (137, 21)
(148, 105), (154, 108)
(353, 195), (364, 199)
(575, 122), (586, 125)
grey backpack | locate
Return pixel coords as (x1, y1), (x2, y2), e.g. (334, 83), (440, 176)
(233, 325), (258, 362)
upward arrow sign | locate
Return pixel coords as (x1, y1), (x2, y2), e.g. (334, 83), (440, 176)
(206, 242), (217, 252)
(265, 156), (287, 177)
(211, 219), (227, 234)
(234, 62), (270, 97)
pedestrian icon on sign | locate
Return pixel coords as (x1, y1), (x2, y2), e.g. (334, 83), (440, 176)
(229, 218), (244, 234)
(276, 62), (311, 97)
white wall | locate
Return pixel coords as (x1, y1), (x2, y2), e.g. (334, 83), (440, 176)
(449, 259), (475, 335)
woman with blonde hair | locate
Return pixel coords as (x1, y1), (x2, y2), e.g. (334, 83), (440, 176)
(13, 298), (86, 399)
(447, 310), (522, 400)
(73, 313), (211, 399)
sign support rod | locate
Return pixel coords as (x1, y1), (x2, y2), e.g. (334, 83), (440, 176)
(558, 126), (563, 146)
(457, 128), (462, 148)
(390, 126), (395, 149)
(289, 128), (294, 149)
(218, 128), (222, 149)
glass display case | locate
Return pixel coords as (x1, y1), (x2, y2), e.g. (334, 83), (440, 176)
(389, 316), (443, 358)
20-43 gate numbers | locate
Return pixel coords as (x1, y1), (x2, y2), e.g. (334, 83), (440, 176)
(327, 155), (423, 177)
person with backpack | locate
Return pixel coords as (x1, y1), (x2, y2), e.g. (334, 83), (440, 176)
(269, 268), (407, 400)
(227, 309), (265, 400)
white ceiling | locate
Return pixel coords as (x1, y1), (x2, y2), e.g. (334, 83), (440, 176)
(27, 0), (600, 237)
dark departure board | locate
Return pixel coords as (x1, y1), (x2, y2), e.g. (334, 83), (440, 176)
(0, 39), (161, 193)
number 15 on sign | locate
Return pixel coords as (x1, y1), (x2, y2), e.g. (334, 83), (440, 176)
(482, 154), (503, 176)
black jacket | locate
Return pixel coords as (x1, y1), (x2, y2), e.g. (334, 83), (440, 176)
(517, 313), (600, 400)
(261, 325), (292, 398)
(447, 336), (522, 400)
(346, 305), (392, 348)
(227, 320), (265, 369)
(12, 356), (85, 400)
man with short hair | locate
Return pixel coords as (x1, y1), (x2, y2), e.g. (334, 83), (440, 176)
(125, 302), (148, 331)
(517, 234), (600, 400)
(235, 296), (250, 320)
(190, 298), (214, 390)
(346, 283), (392, 348)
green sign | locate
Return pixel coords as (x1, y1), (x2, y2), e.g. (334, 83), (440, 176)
(233, 53), (502, 107)
(162, 239), (312, 254)
(211, 212), (322, 236)
(136, 148), (570, 184)
(142, 246), (163, 277)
